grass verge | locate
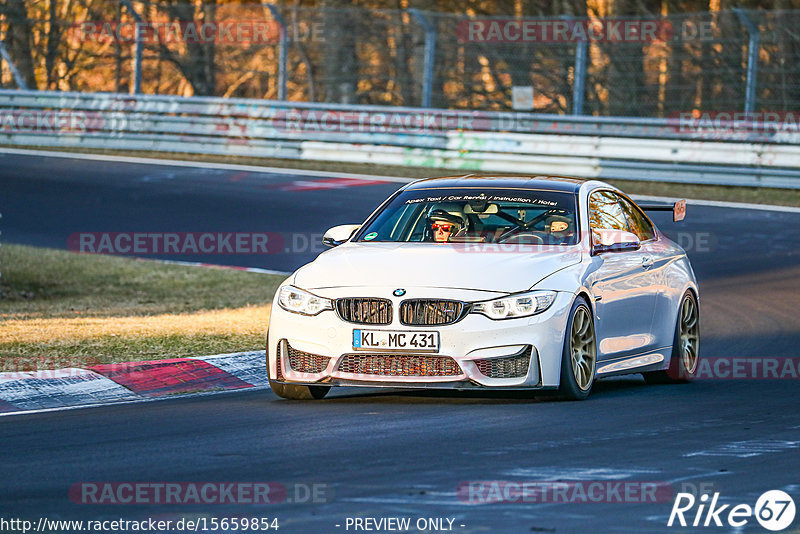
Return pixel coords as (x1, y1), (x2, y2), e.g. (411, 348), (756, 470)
(0, 243), (285, 365)
(13, 145), (800, 208)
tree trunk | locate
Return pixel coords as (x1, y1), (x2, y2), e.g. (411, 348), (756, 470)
(605, 0), (660, 116)
(161, 0), (217, 96)
(321, 0), (358, 104)
(0, 0), (37, 88)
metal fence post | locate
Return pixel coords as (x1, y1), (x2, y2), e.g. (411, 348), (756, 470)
(572, 39), (587, 115)
(0, 40), (29, 90)
(735, 9), (760, 115)
(408, 9), (436, 108)
(120, 0), (143, 94)
(265, 4), (287, 101)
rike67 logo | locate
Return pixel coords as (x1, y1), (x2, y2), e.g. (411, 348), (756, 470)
(668, 490), (796, 531)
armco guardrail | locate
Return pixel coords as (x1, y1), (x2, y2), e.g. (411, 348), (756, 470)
(0, 90), (799, 188)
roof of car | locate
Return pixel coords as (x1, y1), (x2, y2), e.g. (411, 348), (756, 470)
(404, 174), (586, 193)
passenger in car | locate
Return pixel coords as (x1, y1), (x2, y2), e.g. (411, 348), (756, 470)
(546, 215), (576, 244)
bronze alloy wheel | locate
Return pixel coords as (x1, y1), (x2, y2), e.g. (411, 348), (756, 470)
(643, 290), (701, 384)
(570, 305), (597, 390)
(679, 294), (700, 376)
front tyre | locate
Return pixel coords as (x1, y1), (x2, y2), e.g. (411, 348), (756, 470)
(558, 297), (597, 400)
(643, 290), (700, 384)
(269, 380), (330, 400)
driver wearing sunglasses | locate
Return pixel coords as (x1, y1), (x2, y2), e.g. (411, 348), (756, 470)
(427, 209), (464, 242)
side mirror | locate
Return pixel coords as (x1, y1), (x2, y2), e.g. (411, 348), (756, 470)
(591, 229), (641, 255)
(322, 224), (360, 247)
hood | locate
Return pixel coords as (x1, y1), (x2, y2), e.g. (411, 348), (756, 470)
(293, 242), (582, 293)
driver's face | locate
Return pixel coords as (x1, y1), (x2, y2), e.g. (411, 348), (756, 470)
(432, 222), (454, 242)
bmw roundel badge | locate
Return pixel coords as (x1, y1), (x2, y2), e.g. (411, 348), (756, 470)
(393, 288), (406, 297)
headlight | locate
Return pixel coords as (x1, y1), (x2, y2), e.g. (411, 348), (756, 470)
(277, 285), (333, 316)
(471, 291), (556, 320)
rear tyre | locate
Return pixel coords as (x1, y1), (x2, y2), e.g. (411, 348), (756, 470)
(643, 290), (700, 384)
(558, 297), (596, 401)
(269, 380), (330, 400)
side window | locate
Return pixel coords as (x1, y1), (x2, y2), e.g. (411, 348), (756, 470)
(588, 190), (627, 243)
(618, 196), (655, 241)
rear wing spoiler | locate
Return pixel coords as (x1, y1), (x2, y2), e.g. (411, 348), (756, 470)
(637, 199), (686, 222)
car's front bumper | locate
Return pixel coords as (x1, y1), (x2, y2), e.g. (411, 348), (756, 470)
(267, 286), (574, 389)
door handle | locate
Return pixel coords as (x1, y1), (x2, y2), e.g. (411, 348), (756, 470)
(642, 256), (654, 269)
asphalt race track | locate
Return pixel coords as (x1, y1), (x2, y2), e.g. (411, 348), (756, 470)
(1, 151), (799, 533)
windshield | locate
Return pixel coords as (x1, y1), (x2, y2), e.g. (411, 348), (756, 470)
(356, 188), (578, 245)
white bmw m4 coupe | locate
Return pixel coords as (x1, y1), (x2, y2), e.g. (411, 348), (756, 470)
(267, 175), (699, 400)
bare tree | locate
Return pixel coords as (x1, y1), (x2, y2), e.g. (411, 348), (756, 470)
(320, 0), (357, 103)
(150, 0), (217, 96)
(0, 0), (37, 87)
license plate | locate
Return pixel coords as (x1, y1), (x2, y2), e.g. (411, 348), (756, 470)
(352, 329), (440, 353)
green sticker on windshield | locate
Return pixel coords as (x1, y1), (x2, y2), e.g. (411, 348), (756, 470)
(364, 232), (378, 241)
